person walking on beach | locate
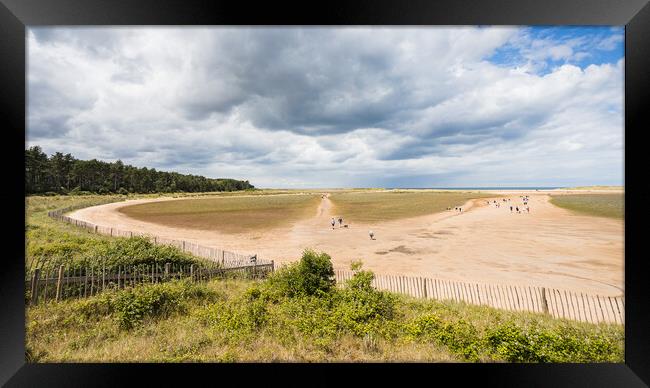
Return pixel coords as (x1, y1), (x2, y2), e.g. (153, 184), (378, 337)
(369, 230), (375, 240)
(338, 217), (343, 227)
(526, 206), (530, 213)
(331, 218), (336, 229)
(510, 205), (513, 212)
(516, 206), (519, 213)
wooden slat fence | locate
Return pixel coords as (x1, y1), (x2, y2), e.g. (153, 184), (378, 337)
(27, 260), (274, 305)
(334, 269), (624, 325)
(48, 206), (272, 268)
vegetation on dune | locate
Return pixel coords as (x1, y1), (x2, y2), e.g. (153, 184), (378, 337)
(550, 194), (624, 219)
(119, 194), (322, 233)
(25, 145), (254, 195)
(26, 250), (624, 363)
(26, 196), (213, 272)
(328, 191), (491, 223)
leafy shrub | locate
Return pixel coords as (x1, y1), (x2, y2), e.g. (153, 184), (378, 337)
(242, 287), (269, 328)
(98, 236), (198, 267)
(405, 313), (481, 361)
(328, 262), (397, 337)
(486, 321), (623, 362)
(112, 280), (212, 329)
(266, 249), (335, 297)
(27, 232), (201, 271)
(198, 297), (268, 337)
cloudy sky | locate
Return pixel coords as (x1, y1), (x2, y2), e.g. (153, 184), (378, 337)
(27, 27), (624, 188)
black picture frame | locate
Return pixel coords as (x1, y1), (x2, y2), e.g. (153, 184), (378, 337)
(1, 0), (648, 386)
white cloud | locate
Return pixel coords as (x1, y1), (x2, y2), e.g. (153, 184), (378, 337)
(27, 27), (623, 188)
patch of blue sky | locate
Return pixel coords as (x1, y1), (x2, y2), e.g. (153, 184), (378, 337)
(486, 26), (623, 74)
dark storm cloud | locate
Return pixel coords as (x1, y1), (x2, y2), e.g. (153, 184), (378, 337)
(169, 29), (413, 134)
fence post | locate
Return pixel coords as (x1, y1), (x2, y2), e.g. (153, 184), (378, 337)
(90, 267), (94, 295)
(271, 260), (274, 272)
(541, 287), (549, 314)
(30, 268), (41, 306)
(102, 259), (106, 291)
(190, 264), (194, 282)
(423, 278), (427, 299)
(118, 266), (121, 289)
(55, 265), (64, 301)
(165, 263), (171, 280)
(94, 225), (98, 233)
(221, 250), (225, 266)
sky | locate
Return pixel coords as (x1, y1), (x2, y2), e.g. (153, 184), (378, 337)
(26, 26), (624, 188)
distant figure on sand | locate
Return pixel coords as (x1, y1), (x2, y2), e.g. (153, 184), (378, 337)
(331, 218), (335, 229)
(510, 206), (513, 212)
(369, 230), (375, 240)
(516, 206), (520, 213)
(338, 217), (343, 227)
(526, 206), (530, 213)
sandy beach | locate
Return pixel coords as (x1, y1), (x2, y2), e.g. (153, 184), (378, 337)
(69, 190), (624, 296)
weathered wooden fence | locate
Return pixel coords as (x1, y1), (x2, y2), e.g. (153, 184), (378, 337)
(27, 261), (274, 305)
(334, 269), (624, 325)
(48, 206), (272, 267)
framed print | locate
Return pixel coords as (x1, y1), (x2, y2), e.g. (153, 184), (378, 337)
(1, 0), (649, 386)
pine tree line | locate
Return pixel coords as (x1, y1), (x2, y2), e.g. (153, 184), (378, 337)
(25, 146), (254, 195)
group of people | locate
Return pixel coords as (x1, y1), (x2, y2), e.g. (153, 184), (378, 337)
(488, 197), (531, 214)
(446, 206), (463, 212)
(331, 217), (345, 229)
(330, 216), (375, 240)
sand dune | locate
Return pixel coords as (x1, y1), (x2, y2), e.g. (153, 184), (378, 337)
(69, 190), (624, 296)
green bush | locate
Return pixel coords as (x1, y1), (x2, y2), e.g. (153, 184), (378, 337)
(485, 321), (623, 362)
(97, 237), (198, 267)
(198, 293), (268, 337)
(332, 266), (397, 337)
(27, 232), (202, 271)
(266, 249), (335, 297)
(112, 280), (212, 329)
(404, 313), (481, 361)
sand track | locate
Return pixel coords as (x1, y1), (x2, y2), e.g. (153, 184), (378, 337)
(68, 190), (624, 296)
